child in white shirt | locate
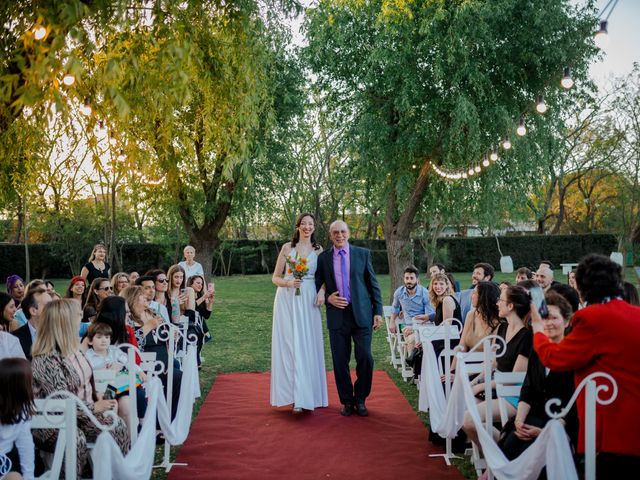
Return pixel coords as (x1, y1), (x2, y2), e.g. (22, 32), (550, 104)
(85, 323), (143, 430)
(0, 358), (35, 480)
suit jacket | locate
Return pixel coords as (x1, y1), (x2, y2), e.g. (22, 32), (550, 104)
(534, 299), (640, 456)
(12, 323), (33, 361)
(315, 244), (383, 330)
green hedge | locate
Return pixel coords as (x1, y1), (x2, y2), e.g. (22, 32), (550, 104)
(0, 233), (620, 280)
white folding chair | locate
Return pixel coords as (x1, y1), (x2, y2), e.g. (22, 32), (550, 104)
(383, 306), (402, 369)
(32, 398), (77, 480)
(495, 371), (526, 427)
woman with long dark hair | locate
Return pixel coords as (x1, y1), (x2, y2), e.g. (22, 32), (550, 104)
(65, 275), (87, 306)
(270, 213), (328, 414)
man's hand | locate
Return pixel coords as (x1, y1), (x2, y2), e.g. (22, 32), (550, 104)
(327, 291), (348, 309)
(373, 315), (382, 331)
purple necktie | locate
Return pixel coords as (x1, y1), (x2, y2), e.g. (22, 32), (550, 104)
(339, 249), (350, 303)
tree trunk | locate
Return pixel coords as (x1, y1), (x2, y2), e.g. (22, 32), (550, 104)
(385, 235), (414, 302)
(383, 161), (432, 300)
(190, 231), (219, 278)
(13, 197), (23, 244)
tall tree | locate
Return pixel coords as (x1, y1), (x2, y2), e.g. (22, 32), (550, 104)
(91, 1), (304, 275)
(305, 0), (598, 290)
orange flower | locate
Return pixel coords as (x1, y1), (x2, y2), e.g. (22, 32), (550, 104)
(300, 257), (307, 264)
(287, 268), (292, 274)
(295, 264), (304, 272)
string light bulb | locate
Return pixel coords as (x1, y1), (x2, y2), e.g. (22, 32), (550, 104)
(536, 95), (547, 114)
(490, 149), (498, 162)
(502, 137), (512, 150)
(474, 164), (481, 173)
(561, 67), (574, 89)
(62, 74), (75, 86)
(482, 156), (490, 167)
(594, 20), (609, 49)
(468, 168), (475, 176)
(462, 172), (468, 179)
(516, 117), (527, 137)
(33, 26), (46, 40)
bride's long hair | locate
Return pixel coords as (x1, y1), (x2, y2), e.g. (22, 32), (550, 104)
(291, 213), (320, 250)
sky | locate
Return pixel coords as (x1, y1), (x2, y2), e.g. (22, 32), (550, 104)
(585, 0), (640, 89)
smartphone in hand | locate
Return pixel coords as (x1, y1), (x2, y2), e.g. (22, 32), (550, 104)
(103, 384), (117, 400)
(529, 286), (549, 318)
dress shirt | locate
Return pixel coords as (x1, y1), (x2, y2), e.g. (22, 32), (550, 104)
(28, 322), (36, 344)
(392, 285), (435, 325)
(333, 244), (351, 302)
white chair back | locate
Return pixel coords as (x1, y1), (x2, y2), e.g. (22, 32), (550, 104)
(495, 371), (526, 426)
(32, 398), (77, 480)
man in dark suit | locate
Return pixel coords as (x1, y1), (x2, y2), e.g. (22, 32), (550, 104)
(315, 220), (383, 416)
(12, 287), (51, 360)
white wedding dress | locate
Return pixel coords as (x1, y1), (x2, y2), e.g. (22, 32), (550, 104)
(270, 249), (328, 410)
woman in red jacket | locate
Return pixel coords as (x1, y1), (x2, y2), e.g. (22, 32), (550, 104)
(531, 254), (640, 477)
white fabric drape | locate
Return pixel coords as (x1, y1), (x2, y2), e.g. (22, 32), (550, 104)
(156, 345), (200, 445)
(457, 356), (578, 480)
(91, 346), (201, 480)
(418, 339), (467, 438)
(91, 377), (161, 480)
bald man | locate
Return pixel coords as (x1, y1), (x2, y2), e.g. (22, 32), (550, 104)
(535, 265), (554, 292)
(315, 220), (383, 417)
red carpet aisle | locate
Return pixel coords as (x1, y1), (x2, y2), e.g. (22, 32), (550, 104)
(168, 371), (463, 480)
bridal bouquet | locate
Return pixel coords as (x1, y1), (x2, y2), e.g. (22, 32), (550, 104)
(285, 255), (308, 296)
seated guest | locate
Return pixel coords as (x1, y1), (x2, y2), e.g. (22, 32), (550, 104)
(91, 296), (147, 423)
(459, 263), (495, 321)
(85, 322), (144, 430)
(122, 286), (182, 420)
(499, 281), (511, 291)
(31, 299), (129, 477)
(13, 280), (47, 328)
(428, 273), (462, 363)
(462, 285), (532, 445)
(1, 294), (24, 360)
(82, 278), (113, 323)
(12, 288), (52, 361)
(136, 274), (169, 322)
(111, 272), (131, 296)
(6, 275), (25, 308)
(568, 269), (578, 290)
(499, 291), (578, 460)
(515, 267), (533, 283)
(44, 281), (56, 297)
(144, 270), (172, 322)
(129, 271), (140, 283)
(186, 274), (215, 364)
(455, 281), (501, 358)
(0, 358), (35, 480)
(535, 265), (556, 292)
(166, 265), (196, 324)
(532, 254), (640, 477)
(64, 276), (87, 306)
(390, 266), (435, 354)
(1, 292), (20, 333)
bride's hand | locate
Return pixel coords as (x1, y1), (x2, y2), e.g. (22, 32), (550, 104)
(315, 291), (325, 306)
(289, 279), (302, 288)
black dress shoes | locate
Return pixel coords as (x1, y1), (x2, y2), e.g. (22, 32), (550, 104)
(340, 404), (353, 416)
(354, 402), (368, 417)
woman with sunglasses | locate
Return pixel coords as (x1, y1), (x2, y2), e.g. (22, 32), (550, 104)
(82, 278), (114, 323)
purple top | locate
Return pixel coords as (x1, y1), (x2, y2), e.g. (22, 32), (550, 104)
(333, 244), (351, 303)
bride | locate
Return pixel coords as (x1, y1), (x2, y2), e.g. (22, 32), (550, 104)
(270, 213), (328, 413)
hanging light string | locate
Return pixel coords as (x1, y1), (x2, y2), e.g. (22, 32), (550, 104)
(429, 66), (574, 181)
